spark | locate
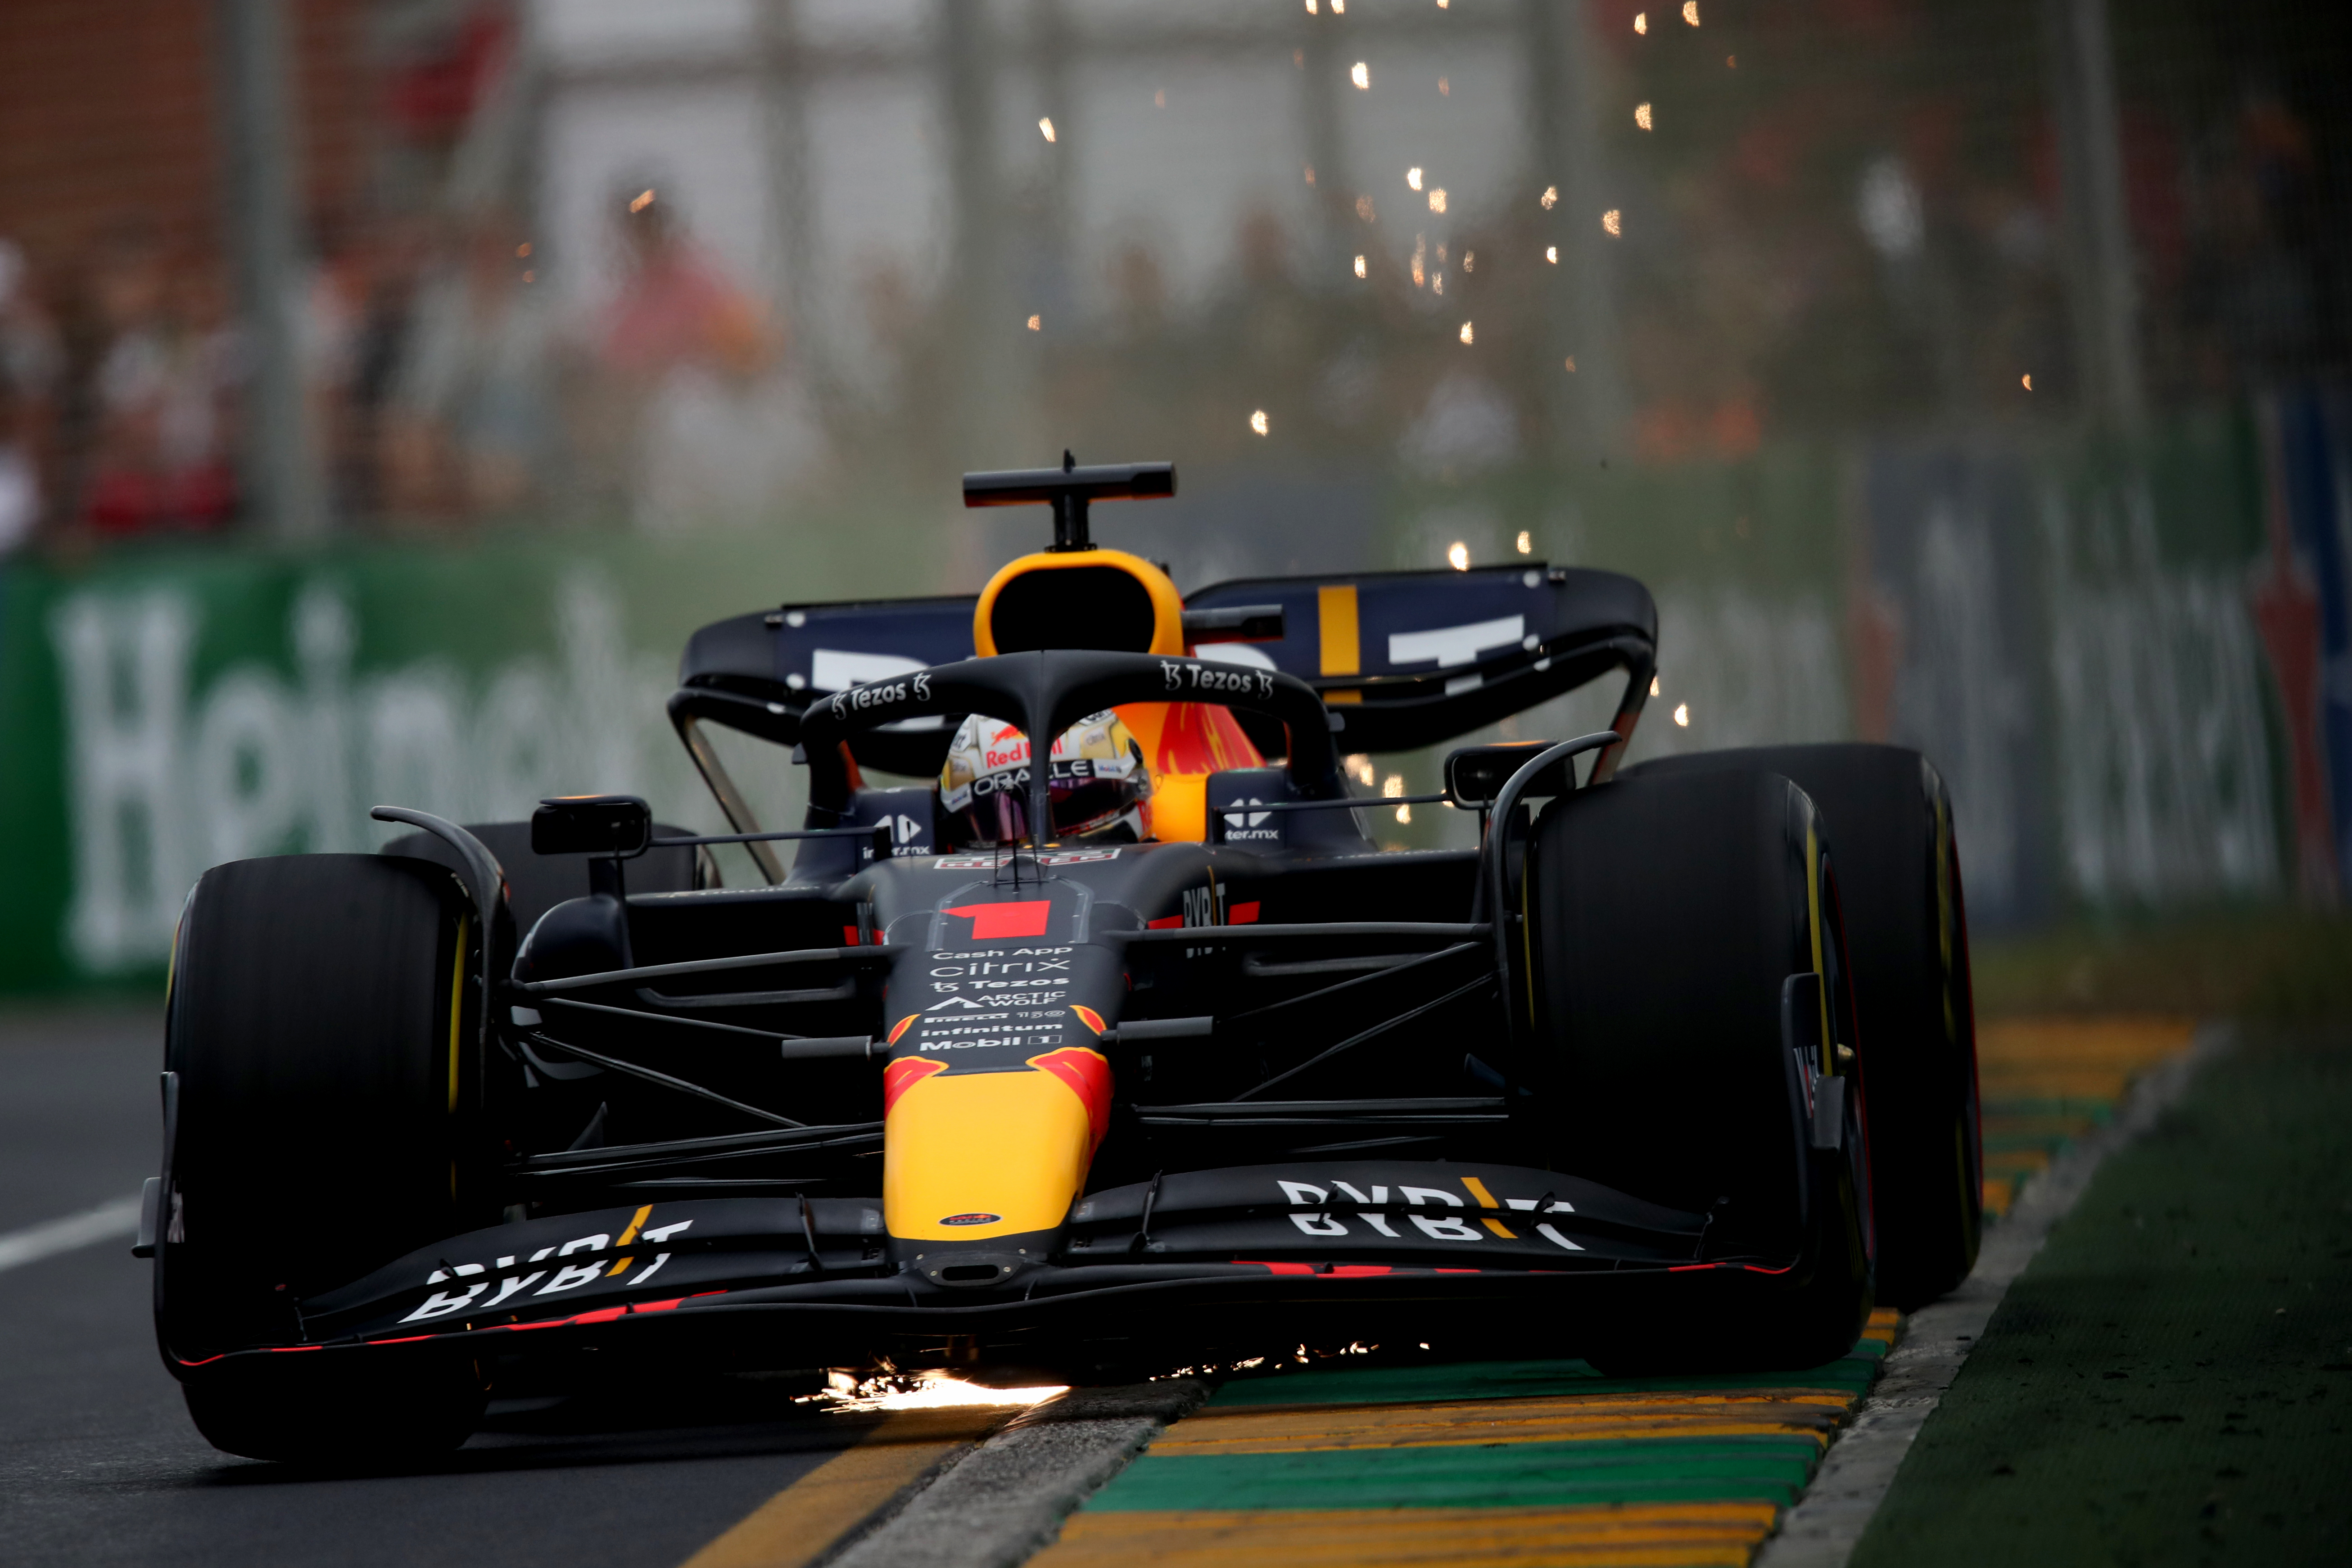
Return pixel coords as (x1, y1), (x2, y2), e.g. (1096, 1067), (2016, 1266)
(515, 242), (532, 258)
(1546, 245), (1559, 263)
(1439, 75), (1450, 95)
(1447, 541), (1470, 569)
(1433, 272), (1444, 295)
(1304, 0), (1315, 11)
(1438, 0), (1449, 7)
(1304, 165), (1316, 185)
(1356, 194), (1377, 221)
(830, 1376), (1068, 1413)
(1462, 251), (1474, 272)
(1602, 208), (1623, 236)
(1384, 774), (1407, 798)
(1541, 185), (1558, 210)
(1673, 703), (1690, 727)
(520, 270), (534, 283)
(2022, 373), (2034, 390)
(1294, 48), (1305, 67)
(1351, 61), (1370, 90)
(1635, 103), (1653, 131)
(1458, 321), (1474, 344)
(1650, 675), (1661, 696)
(1516, 530), (1532, 554)
(1353, 254), (1367, 278)
(1411, 233), (1426, 287)
(629, 188), (656, 213)
(1407, 167), (1424, 191)
(1027, 314), (1041, 331)
(1347, 754), (1377, 786)
(1396, 804), (1412, 824)
(1331, 0), (1343, 11)
(1155, 88), (1166, 108)
(1250, 409), (1270, 435)
(1634, 11), (1647, 33)
(1564, 356), (1577, 371)
(1683, 0), (1700, 23)
(1428, 188), (1447, 213)
(1728, 54), (1737, 67)
(1038, 117), (1056, 142)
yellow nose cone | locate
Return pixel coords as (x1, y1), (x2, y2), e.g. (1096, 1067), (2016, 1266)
(884, 1065), (1099, 1241)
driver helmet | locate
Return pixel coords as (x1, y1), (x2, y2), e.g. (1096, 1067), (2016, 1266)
(939, 710), (1153, 848)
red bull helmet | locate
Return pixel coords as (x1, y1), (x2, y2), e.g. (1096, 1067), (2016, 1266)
(938, 710), (1153, 848)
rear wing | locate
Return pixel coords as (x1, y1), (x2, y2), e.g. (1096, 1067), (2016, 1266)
(671, 563), (1655, 775)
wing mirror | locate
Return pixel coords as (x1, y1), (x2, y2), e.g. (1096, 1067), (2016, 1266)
(1444, 742), (1577, 809)
(532, 794), (653, 857)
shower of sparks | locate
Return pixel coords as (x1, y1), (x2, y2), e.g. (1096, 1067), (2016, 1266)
(1353, 254), (1367, 278)
(1348, 754), (1377, 786)
(1250, 409), (1270, 435)
(1407, 167), (1423, 191)
(1683, 1), (1701, 23)
(1447, 542), (1470, 569)
(1384, 774), (1407, 798)
(826, 1376), (1068, 1413)
(1634, 11), (1647, 33)
(1541, 185), (1558, 209)
(1458, 321), (1474, 344)
(1038, 117), (1056, 142)
(1429, 188), (1447, 213)
(1636, 103), (1654, 130)
(1027, 314), (1041, 330)
(1351, 61), (1370, 89)
(1516, 530), (1533, 554)
(1602, 209), (1623, 236)
(1673, 703), (1691, 727)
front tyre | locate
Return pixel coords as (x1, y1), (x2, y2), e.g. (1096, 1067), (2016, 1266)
(158, 854), (491, 1461)
(1521, 766), (1873, 1373)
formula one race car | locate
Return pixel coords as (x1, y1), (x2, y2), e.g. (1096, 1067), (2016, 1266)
(145, 460), (1981, 1461)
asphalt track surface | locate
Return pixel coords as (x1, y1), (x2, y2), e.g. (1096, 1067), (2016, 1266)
(0, 1004), (994, 1568)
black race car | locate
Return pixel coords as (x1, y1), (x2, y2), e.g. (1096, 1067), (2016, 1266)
(144, 461), (1980, 1461)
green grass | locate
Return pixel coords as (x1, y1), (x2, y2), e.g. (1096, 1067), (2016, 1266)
(1970, 910), (2352, 1022)
(1852, 1022), (2352, 1566)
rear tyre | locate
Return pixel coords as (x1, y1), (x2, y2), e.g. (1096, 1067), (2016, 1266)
(1628, 745), (1980, 1307)
(158, 854), (491, 1461)
(1521, 767), (1873, 1373)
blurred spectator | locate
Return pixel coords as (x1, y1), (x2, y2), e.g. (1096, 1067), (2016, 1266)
(580, 182), (821, 531)
(77, 226), (242, 536)
(0, 239), (62, 554)
(384, 207), (554, 520)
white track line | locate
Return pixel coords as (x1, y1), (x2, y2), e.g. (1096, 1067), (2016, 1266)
(1755, 1019), (2236, 1568)
(0, 1194), (144, 1276)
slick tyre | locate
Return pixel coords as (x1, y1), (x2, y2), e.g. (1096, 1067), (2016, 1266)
(1628, 745), (1980, 1308)
(1521, 767), (1874, 1374)
(158, 854), (490, 1461)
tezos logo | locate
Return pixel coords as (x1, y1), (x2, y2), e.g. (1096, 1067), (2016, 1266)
(939, 1211), (1002, 1226)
